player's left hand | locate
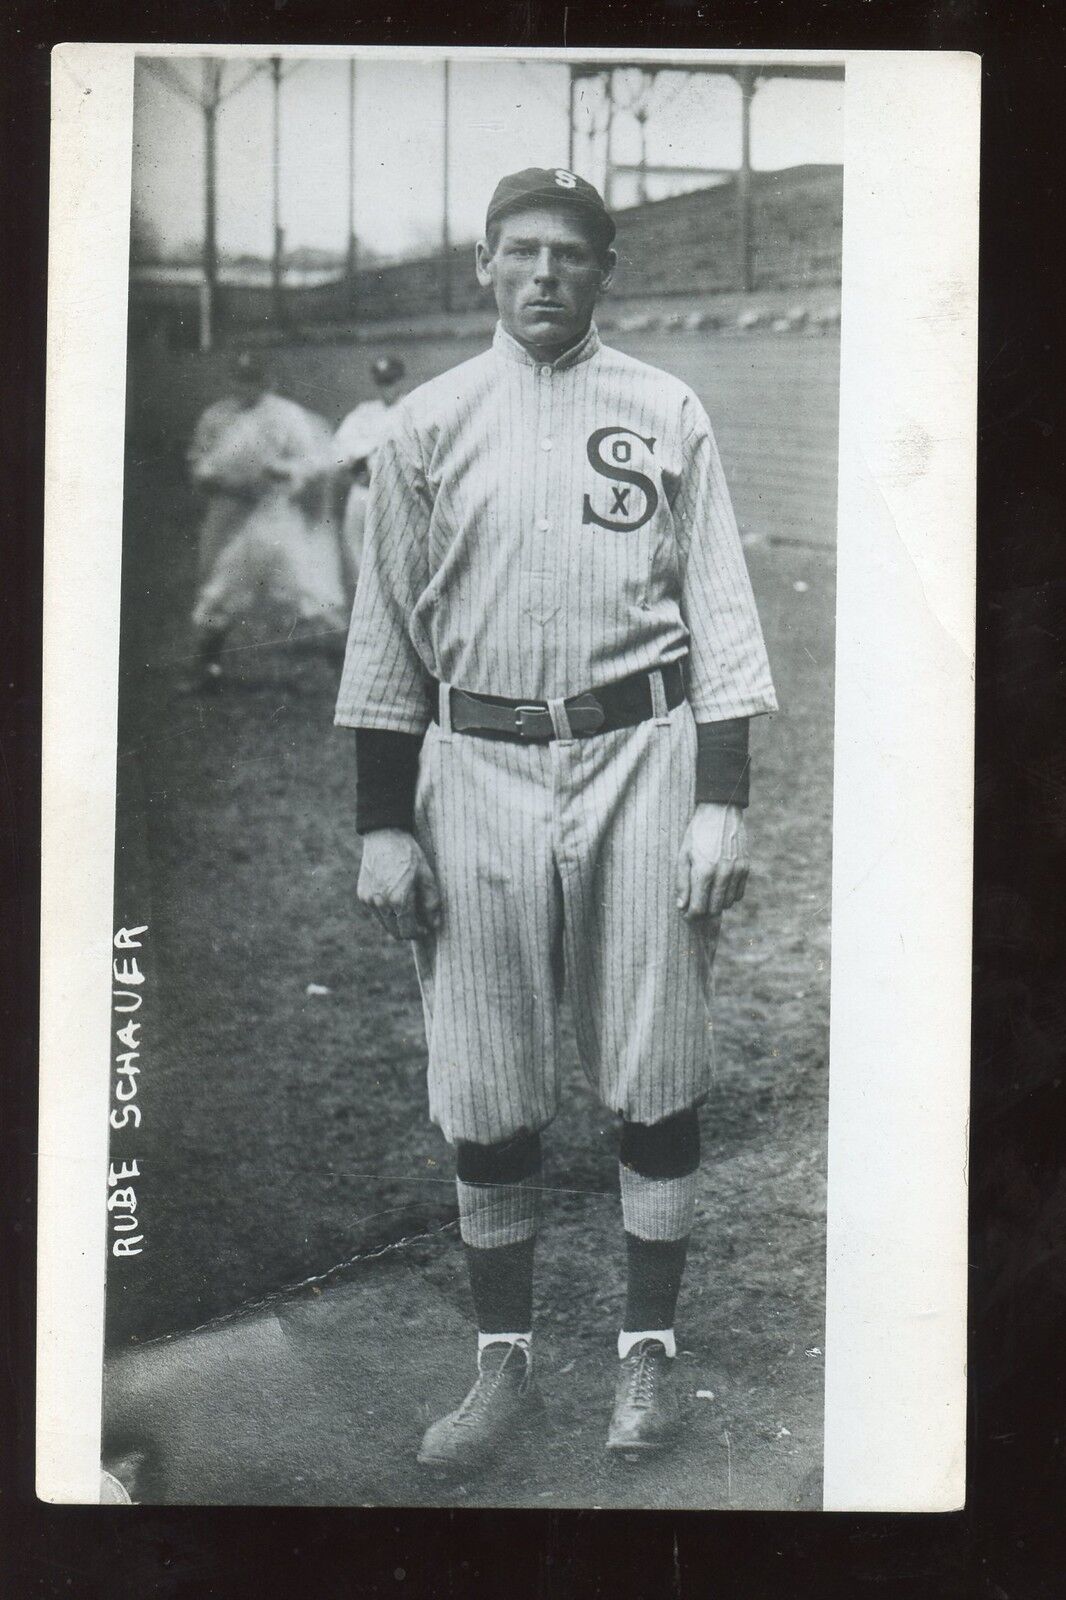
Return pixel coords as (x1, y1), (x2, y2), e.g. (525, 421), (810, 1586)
(676, 803), (749, 921)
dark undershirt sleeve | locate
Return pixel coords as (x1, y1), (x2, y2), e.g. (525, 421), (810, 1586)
(695, 717), (751, 808)
(354, 728), (423, 835)
(354, 716), (753, 833)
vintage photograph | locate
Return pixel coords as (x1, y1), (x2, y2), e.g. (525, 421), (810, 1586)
(97, 48), (845, 1508)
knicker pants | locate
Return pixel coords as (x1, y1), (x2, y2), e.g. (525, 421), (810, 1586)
(412, 696), (720, 1146)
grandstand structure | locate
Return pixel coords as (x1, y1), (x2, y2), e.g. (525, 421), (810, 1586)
(565, 61), (843, 294)
(131, 54), (844, 349)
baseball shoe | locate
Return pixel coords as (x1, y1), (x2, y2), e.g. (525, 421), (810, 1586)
(606, 1338), (681, 1456)
(417, 1341), (545, 1477)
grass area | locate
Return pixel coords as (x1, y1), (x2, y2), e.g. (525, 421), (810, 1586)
(106, 328), (837, 1506)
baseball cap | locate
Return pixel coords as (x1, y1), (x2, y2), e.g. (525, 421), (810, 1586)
(485, 167), (616, 247)
(371, 355), (405, 385)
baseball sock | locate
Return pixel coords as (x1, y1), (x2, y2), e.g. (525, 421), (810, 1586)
(456, 1130), (541, 1342)
(618, 1108), (700, 1350)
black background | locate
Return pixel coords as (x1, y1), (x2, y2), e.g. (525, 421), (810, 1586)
(4, 2), (1065, 1595)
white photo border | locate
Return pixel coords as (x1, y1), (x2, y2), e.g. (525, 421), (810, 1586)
(38, 43), (977, 1510)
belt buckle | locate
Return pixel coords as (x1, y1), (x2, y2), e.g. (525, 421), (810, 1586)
(514, 703), (552, 740)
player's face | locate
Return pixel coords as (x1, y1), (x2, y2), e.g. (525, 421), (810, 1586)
(476, 208), (615, 359)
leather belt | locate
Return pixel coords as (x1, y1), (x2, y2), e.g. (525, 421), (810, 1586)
(433, 661), (686, 744)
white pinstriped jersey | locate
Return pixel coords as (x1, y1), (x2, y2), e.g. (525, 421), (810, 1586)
(335, 322), (777, 734)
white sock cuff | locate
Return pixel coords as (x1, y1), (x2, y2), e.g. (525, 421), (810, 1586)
(618, 1328), (676, 1360)
(477, 1332), (532, 1366)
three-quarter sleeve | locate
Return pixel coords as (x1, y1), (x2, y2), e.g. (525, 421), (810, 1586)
(334, 405), (435, 735)
(673, 395), (778, 723)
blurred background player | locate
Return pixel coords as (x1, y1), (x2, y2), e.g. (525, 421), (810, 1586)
(187, 351), (348, 691)
(332, 355), (407, 596)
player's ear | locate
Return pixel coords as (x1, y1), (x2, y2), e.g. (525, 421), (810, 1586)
(598, 247), (617, 295)
(475, 239), (495, 288)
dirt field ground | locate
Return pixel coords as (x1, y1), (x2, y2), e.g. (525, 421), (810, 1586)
(104, 328), (837, 1509)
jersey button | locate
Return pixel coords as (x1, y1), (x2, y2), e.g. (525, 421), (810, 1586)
(540, 365), (551, 377)
(540, 438), (553, 451)
(537, 518), (550, 532)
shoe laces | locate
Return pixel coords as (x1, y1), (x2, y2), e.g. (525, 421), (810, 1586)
(622, 1340), (666, 1410)
(454, 1344), (527, 1427)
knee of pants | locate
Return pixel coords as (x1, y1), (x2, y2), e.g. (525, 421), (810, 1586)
(619, 1107), (700, 1179)
(455, 1128), (543, 1185)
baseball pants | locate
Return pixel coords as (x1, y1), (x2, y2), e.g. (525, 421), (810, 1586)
(411, 681), (720, 1145)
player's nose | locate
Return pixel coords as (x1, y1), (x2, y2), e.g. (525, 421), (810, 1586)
(532, 249), (559, 284)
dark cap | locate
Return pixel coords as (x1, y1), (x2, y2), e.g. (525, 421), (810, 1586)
(371, 355), (406, 385)
(485, 167), (616, 246)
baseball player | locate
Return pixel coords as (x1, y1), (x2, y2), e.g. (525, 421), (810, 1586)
(332, 355), (407, 594)
(336, 168), (776, 1475)
(188, 352), (346, 691)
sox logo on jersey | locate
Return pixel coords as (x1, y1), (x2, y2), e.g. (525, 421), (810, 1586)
(582, 426), (659, 532)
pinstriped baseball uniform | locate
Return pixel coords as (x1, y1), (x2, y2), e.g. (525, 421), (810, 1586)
(336, 321), (777, 1144)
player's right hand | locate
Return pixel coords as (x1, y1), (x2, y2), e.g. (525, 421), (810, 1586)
(358, 828), (442, 941)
